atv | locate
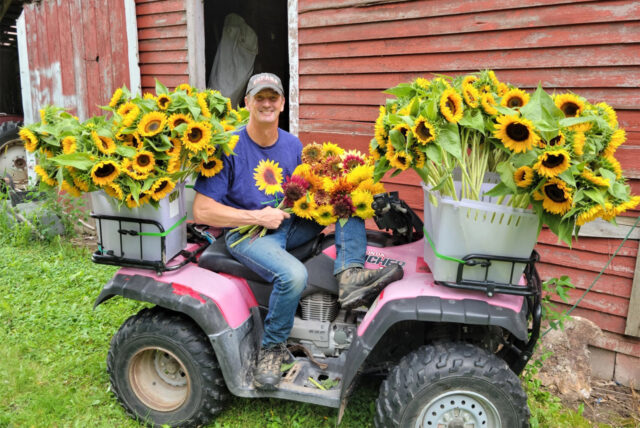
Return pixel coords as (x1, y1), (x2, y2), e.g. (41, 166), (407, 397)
(93, 191), (541, 427)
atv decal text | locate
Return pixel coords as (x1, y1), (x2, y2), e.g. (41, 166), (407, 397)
(365, 251), (406, 268)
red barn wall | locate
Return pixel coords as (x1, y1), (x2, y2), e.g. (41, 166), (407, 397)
(297, 0), (640, 384)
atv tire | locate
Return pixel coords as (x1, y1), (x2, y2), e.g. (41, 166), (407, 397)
(107, 306), (228, 427)
(375, 342), (530, 428)
(0, 120), (27, 185)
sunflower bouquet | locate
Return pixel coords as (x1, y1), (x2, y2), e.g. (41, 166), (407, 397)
(371, 70), (639, 245)
(229, 141), (385, 247)
(19, 80), (248, 209)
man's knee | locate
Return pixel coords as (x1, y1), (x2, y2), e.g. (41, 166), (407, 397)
(278, 262), (308, 294)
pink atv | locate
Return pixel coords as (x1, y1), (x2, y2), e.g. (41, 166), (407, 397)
(93, 192), (541, 427)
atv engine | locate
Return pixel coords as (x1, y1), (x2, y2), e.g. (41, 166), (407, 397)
(289, 292), (359, 358)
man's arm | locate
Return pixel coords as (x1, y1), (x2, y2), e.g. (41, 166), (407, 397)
(192, 192), (289, 229)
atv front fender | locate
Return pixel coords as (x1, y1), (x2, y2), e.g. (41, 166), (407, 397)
(94, 264), (258, 336)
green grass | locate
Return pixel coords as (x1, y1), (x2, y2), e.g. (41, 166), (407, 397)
(0, 229), (626, 427)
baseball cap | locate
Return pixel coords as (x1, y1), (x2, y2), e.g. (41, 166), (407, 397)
(245, 73), (284, 97)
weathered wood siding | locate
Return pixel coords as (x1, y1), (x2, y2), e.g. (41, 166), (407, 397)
(297, 0), (640, 364)
(22, 0), (131, 120)
(136, 0), (189, 93)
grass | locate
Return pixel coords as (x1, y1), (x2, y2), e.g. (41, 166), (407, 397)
(0, 223), (631, 427)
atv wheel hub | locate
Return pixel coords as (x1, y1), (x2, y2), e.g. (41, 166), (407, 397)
(128, 347), (190, 411)
(416, 390), (501, 428)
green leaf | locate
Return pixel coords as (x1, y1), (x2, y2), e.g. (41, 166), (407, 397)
(599, 168), (617, 186)
(512, 151), (538, 168)
(155, 79), (169, 95)
(484, 181), (512, 197)
(609, 181), (629, 200)
(338, 218), (348, 228)
(496, 161), (517, 192)
(583, 188), (606, 206)
(388, 129), (405, 149)
(50, 153), (95, 170)
(437, 122), (462, 160)
(520, 84), (563, 127)
(383, 83), (415, 99)
(115, 145), (137, 158)
(425, 144), (442, 163)
(425, 98), (438, 121)
(373, 157), (389, 182)
(390, 169), (403, 178)
(459, 108), (485, 134)
(558, 169), (576, 187)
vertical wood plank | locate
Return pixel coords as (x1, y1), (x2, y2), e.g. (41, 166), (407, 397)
(94, 0), (114, 105)
(69, 0), (89, 119)
(110, 0), (130, 89)
(82, 0), (101, 116)
(625, 239), (640, 337)
(56, 0), (76, 113)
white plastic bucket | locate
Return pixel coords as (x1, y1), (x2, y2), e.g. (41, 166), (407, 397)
(91, 182), (187, 263)
(422, 178), (539, 284)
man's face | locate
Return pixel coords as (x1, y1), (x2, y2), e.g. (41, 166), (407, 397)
(245, 89), (285, 125)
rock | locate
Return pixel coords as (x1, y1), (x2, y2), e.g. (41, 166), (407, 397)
(533, 316), (603, 401)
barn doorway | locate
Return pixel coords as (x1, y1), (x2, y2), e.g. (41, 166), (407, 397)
(203, 0), (290, 131)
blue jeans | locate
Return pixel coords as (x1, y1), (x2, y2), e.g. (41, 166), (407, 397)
(225, 216), (367, 347)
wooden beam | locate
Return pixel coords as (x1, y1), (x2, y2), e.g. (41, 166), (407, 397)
(578, 217), (640, 240)
(625, 239), (640, 337)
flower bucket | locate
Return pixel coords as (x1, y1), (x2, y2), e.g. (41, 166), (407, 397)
(91, 182), (187, 264)
(422, 175), (539, 285)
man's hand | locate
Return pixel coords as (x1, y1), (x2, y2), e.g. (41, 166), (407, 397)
(259, 206), (290, 229)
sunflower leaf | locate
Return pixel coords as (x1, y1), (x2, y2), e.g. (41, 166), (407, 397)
(383, 83), (415, 99)
(338, 218), (348, 228)
(437, 123), (462, 160)
(484, 181), (511, 197)
(598, 168), (617, 186)
(373, 157), (389, 182)
(558, 169), (576, 187)
(425, 144), (442, 164)
(512, 151), (538, 168)
(496, 161), (517, 192)
(115, 145), (137, 158)
(459, 109), (484, 134)
(520, 84), (563, 125)
(583, 189), (606, 206)
(388, 129), (405, 149)
(155, 79), (169, 95)
(609, 181), (629, 200)
(49, 153), (95, 170)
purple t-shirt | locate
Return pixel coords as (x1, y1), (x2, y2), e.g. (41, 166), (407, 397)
(194, 127), (302, 210)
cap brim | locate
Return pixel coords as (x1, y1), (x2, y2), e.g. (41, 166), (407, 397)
(246, 84), (284, 97)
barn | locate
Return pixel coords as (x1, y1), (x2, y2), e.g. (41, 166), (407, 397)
(11, 0), (640, 386)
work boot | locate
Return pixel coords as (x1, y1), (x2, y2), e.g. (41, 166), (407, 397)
(337, 264), (404, 310)
(253, 343), (289, 390)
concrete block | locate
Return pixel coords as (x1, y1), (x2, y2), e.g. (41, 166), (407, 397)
(614, 353), (640, 388)
(589, 346), (615, 380)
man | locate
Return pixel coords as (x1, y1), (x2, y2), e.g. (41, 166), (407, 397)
(192, 73), (403, 390)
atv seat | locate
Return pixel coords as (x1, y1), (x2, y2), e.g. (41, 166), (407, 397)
(198, 233), (324, 282)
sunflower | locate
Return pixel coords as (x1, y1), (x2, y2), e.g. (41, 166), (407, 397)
(104, 182), (124, 200)
(34, 165), (57, 186)
(388, 150), (413, 171)
(176, 83), (192, 95)
(125, 193), (148, 209)
(500, 88), (530, 109)
(514, 166), (534, 188)
(351, 190), (375, 219)
(227, 134), (239, 152)
(412, 116), (436, 144)
(554, 93), (584, 117)
(600, 202), (617, 221)
(167, 138), (182, 158)
(182, 122), (211, 152)
(197, 92), (211, 118)
(61, 136), (77, 154)
(488, 70), (501, 88)
(581, 168), (610, 187)
(572, 131), (586, 156)
(462, 75), (477, 87)
(342, 154), (366, 172)
(480, 93), (498, 115)
(167, 156), (181, 174)
(493, 115), (539, 153)
(462, 84), (480, 108)
(357, 178), (385, 195)
(569, 121), (592, 133)
(369, 142), (384, 161)
(415, 77), (430, 89)
(602, 155), (622, 178)
(411, 147), (427, 169)
(92, 131), (116, 155)
(156, 94), (171, 110)
(292, 196), (316, 220)
(312, 204), (337, 226)
(346, 164), (374, 186)
(576, 204), (603, 226)
(73, 176), (90, 192)
(61, 180), (82, 197)
(603, 129), (625, 157)
(614, 195), (640, 216)
(597, 102), (618, 128)
(254, 159), (283, 195)
(133, 150), (156, 174)
(439, 88), (463, 123)
(19, 129), (38, 152)
(143, 93), (156, 100)
(200, 157), (224, 177)
(302, 142), (324, 165)
(374, 106), (388, 148)
(168, 113), (191, 130)
(90, 160), (120, 186)
(137, 111), (167, 137)
(392, 123), (412, 143)
(120, 158), (148, 180)
(109, 88), (124, 108)
(117, 102), (140, 127)
(149, 177), (176, 201)
(544, 131), (566, 148)
(322, 142), (344, 158)
(533, 149), (570, 178)
(42, 148), (54, 158)
(541, 178), (573, 215)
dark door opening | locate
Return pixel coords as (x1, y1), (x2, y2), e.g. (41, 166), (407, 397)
(203, 1), (289, 131)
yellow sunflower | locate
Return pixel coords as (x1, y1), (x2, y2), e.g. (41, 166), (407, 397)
(569, 121), (592, 133)
(312, 204), (337, 226)
(462, 75), (477, 87)
(117, 102), (140, 127)
(392, 123), (412, 143)
(227, 135), (239, 152)
(480, 93), (498, 115)
(104, 182), (124, 200)
(137, 111), (167, 137)
(514, 166), (534, 188)
(488, 70), (501, 88)
(346, 164), (374, 186)
(581, 168), (610, 187)
(292, 196), (316, 220)
(156, 94), (171, 110)
(602, 155), (622, 179)
(572, 131), (586, 156)
(125, 193), (145, 209)
(109, 88), (123, 108)
(322, 142), (345, 158)
(254, 159), (283, 195)
(415, 77), (430, 89)
(197, 92), (211, 118)
(351, 190), (375, 219)
(411, 147), (427, 169)
(388, 150), (413, 171)
(90, 160), (120, 186)
(182, 122), (212, 152)
(167, 156), (181, 174)
(533, 149), (571, 178)
(176, 83), (192, 95)
(576, 204), (602, 226)
(603, 129), (625, 157)
(462, 84), (480, 108)
(412, 116), (436, 144)
(614, 195), (640, 217)
(500, 88), (530, 109)
(133, 150), (156, 174)
(439, 88), (463, 123)
(374, 107), (388, 148)
(356, 178), (385, 195)
(168, 113), (192, 130)
(73, 176), (90, 192)
(61, 136), (77, 154)
(554, 93), (584, 117)
(541, 178), (573, 215)
(92, 131), (117, 155)
(493, 115), (539, 153)
(149, 177), (176, 201)
(120, 158), (148, 180)
(369, 143), (383, 161)
(19, 129), (39, 152)
(597, 102), (618, 128)
(167, 138), (182, 158)
(302, 142), (323, 165)
(60, 180), (82, 197)
(200, 157), (224, 177)
(34, 165), (57, 186)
